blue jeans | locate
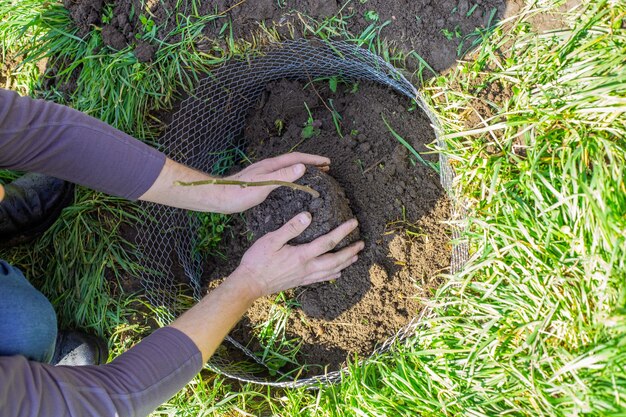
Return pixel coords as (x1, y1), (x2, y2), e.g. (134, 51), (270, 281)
(0, 260), (57, 363)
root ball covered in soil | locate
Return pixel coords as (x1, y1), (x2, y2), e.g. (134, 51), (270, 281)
(246, 166), (359, 249)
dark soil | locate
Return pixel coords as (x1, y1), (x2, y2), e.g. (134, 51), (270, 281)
(63, 0), (103, 38)
(206, 79), (451, 373)
(247, 166), (359, 249)
(63, 0), (162, 62)
(57, 0), (575, 99)
(63, 0), (509, 73)
(213, 0), (507, 72)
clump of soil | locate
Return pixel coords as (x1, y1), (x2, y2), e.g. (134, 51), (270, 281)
(63, 0), (103, 38)
(63, 0), (159, 62)
(247, 166), (359, 249)
(207, 79), (451, 374)
(99, 1), (158, 61)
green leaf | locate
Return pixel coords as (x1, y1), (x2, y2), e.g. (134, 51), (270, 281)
(329, 77), (338, 93)
(301, 125), (315, 139)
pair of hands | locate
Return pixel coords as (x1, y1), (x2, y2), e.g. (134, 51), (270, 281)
(216, 153), (364, 299)
(168, 152), (364, 363)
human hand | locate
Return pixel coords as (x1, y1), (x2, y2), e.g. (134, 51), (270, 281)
(226, 212), (364, 299)
(215, 153), (330, 214)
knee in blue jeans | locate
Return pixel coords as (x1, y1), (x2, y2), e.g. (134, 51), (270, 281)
(0, 260), (58, 363)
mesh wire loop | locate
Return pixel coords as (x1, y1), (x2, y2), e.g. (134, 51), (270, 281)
(135, 39), (467, 387)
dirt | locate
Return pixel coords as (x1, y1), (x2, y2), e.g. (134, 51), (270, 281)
(57, 0), (576, 104)
(63, 0), (161, 62)
(63, 0), (509, 73)
(213, 0), (507, 72)
(60, 0), (579, 74)
(247, 166), (359, 249)
(63, 0), (103, 38)
(56, 0), (580, 102)
(0, 55), (18, 90)
(463, 76), (513, 129)
(205, 79), (450, 373)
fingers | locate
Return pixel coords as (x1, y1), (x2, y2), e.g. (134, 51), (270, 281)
(311, 241), (364, 272)
(258, 162), (306, 184)
(267, 212), (311, 249)
(303, 243), (362, 285)
(303, 219), (359, 257)
(262, 152), (331, 171)
(304, 272), (342, 286)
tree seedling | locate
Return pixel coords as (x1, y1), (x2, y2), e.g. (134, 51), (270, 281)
(175, 178), (320, 198)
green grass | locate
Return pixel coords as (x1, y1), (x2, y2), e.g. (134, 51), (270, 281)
(2, 0), (625, 415)
(382, 113), (440, 173)
(254, 292), (304, 378)
(0, 189), (143, 340)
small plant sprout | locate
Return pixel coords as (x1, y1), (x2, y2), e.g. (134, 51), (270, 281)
(328, 76), (338, 93)
(137, 14), (157, 39)
(306, 76), (344, 137)
(274, 118), (285, 136)
(301, 102), (321, 139)
(307, 75), (345, 93)
(364, 10), (379, 22)
(441, 28), (454, 40)
(385, 206), (426, 239)
(441, 25), (462, 40)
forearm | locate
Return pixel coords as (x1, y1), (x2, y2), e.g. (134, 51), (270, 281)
(0, 327), (202, 417)
(0, 88), (165, 199)
(0, 89), (324, 213)
(170, 269), (256, 362)
(0, 270), (258, 417)
(138, 158), (227, 213)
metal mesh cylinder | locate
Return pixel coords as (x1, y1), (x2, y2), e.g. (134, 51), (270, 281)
(135, 39), (467, 387)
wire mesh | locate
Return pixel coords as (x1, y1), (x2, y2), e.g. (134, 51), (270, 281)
(135, 39), (467, 387)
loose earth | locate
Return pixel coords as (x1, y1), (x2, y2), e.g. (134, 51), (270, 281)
(206, 79), (451, 374)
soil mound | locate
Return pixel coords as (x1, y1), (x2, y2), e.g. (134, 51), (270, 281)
(207, 79), (450, 374)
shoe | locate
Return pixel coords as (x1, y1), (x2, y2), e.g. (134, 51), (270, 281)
(0, 173), (75, 248)
(51, 330), (109, 366)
